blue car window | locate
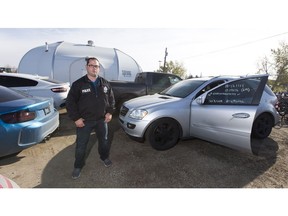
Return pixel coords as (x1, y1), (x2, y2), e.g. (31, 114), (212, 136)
(0, 86), (26, 102)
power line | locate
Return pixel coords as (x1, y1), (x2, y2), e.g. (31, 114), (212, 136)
(183, 31), (288, 59)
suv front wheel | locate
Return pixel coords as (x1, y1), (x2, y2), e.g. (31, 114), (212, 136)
(145, 118), (180, 150)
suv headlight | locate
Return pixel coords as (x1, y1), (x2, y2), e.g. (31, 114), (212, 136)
(129, 109), (148, 120)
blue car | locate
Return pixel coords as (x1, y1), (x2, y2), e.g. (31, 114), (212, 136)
(0, 85), (59, 157)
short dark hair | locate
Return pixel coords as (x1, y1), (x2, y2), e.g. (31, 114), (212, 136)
(85, 57), (99, 65)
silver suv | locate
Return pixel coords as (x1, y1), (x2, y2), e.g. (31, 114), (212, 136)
(119, 74), (279, 155)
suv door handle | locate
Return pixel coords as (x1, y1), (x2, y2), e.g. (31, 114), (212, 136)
(232, 113), (250, 118)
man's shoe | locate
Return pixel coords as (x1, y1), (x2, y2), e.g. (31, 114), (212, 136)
(103, 158), (112, 167)
(72, 168), (81, 180)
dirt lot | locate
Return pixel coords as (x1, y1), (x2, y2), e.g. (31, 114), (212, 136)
(0, 109), (288, 188)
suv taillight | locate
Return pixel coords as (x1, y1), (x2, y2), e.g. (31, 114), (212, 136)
(51, 87), (68, 93)
(0, 110), (36, 123)
(275, 101), (279, 109)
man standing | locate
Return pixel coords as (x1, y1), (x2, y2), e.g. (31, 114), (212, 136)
(66, 57), (115, 180)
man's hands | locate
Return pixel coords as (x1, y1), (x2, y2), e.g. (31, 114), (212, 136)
(75, 113), (112, 127)
(75, 118), (85, 127)
(105, 113), (112, 123)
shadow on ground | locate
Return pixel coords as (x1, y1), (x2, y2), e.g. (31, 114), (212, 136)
(0, 154), (25, 166)
(35, 113), (278, 188)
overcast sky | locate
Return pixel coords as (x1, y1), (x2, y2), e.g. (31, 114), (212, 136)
(1, 0), (288, 78)
(1, 28), (288, 77)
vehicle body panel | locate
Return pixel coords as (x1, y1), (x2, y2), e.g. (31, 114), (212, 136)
(119, 74), (279, 154)
(0, 73), (70, 109)
(0, 86), (59, 157)
(190, 103), (256, 153)
(110, 72), (182, 110)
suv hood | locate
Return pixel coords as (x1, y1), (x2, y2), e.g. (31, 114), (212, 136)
(124, 94), (179, 109)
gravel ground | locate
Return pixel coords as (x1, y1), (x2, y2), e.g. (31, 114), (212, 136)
(0, 110), (288, 188)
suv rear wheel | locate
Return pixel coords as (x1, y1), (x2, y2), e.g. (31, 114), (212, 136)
(252, 113), (274, 139)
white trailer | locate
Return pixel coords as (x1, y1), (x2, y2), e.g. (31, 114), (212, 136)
(18, 40), (142, 84)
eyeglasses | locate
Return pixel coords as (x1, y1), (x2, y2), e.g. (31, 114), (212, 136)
(88, 65), (100, 69)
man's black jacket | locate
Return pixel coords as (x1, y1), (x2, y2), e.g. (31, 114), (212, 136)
(66, 75), (115, 122)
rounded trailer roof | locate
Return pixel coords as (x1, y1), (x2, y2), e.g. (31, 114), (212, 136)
(18, 41), (142, 82)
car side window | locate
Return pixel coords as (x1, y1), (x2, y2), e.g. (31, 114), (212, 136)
(152, 74), (169, 87)
(204, 77), (263, 105)
(0, 76), (38, 87)
(195, 80), (225, 98)
(169, 75), (182, 85)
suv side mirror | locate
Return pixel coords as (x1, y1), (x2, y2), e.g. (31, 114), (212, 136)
(196, 96), (205, 105)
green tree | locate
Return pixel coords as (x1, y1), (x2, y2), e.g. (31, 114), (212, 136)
(257, 56), (270, 74)
(157, 60), (186, 78)
(271, 42), (288, 91)
(258, 41), (288, 92)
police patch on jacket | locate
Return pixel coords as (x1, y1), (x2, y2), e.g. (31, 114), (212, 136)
(82, 88), (91, 93)
(103, 86), (108, 94)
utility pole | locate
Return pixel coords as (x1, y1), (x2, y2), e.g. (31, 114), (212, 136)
(163, 47), (168, 72)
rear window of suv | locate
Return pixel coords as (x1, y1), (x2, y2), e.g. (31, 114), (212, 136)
(0, 76), (38, 87)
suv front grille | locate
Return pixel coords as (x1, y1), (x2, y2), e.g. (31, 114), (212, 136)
(120, 106), (129, 116)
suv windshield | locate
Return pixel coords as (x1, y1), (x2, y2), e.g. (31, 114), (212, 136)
(159, 79), (206, 98)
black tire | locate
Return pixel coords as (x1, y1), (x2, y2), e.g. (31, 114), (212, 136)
(145, 118), (180, 150)
(284, 115), (288, 125)
(277, 101), (288, 116)
(252, 113), (274, 139)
